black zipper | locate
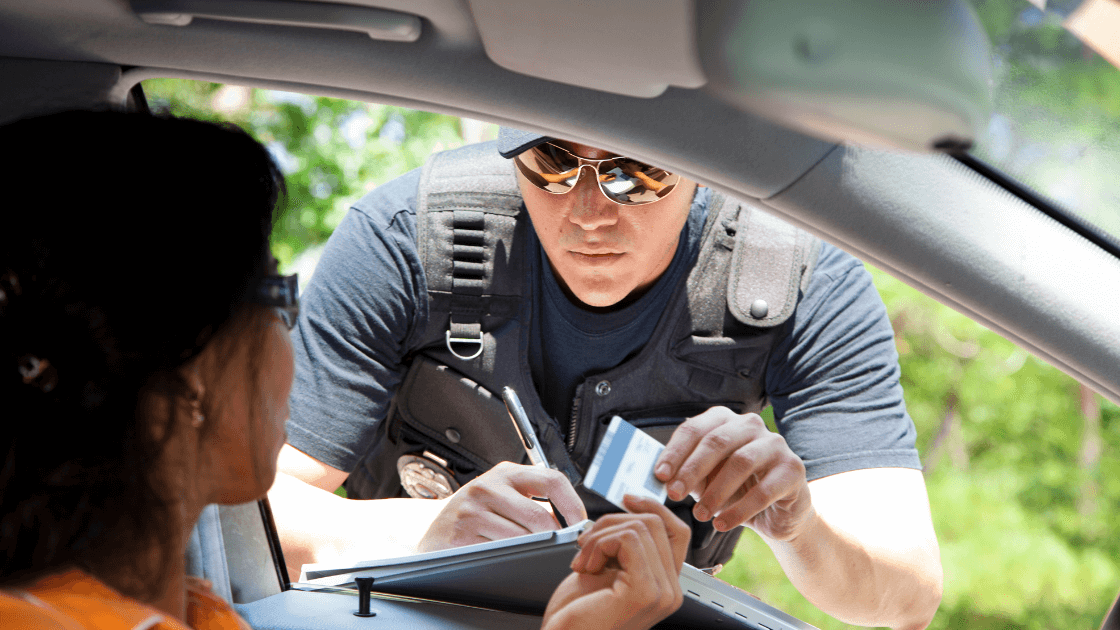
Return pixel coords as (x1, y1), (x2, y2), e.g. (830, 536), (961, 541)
(566, 383), (583, 452)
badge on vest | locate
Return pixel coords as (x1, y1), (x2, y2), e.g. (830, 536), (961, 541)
(397, 451), (461, 499)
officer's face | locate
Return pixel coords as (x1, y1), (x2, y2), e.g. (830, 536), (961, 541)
(516, 141), (697, 309)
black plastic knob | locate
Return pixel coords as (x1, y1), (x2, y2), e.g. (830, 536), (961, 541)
(354, 576), (377, 618)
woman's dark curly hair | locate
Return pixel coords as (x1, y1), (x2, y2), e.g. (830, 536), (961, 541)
(0, 110), (283, 596)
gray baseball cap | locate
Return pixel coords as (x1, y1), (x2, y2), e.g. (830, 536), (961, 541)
(497, 127), (551, 158)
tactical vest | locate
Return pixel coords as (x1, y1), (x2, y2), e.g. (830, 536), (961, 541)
(344, 141), (820, 567)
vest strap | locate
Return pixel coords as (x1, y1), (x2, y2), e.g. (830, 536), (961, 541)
(446, 322), (484, 360)
(727, 203), (821, 328)
(416, 143), (523, 362)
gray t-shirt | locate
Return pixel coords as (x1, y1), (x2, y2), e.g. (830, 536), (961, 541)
(287, 167), (921, 483)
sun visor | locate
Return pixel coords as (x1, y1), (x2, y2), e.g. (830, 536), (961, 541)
(698, 0), (993, 152)
(466, 0), (706, 98)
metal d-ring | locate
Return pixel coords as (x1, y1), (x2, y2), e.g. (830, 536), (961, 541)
(445, 329), (484, 360)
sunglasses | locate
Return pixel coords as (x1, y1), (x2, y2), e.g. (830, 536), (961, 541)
(253, 273), (299, 330)
(513, 142), (681, 205)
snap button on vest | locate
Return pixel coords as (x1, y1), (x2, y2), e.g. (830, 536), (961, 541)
(595, 380), (611, 396)
(445, 428), (461, 443)
(750, 299), (769, 319)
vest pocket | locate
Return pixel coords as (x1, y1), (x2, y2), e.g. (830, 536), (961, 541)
(617, 403), (749, 441)
(672, 333), (772, 380)
(392, 356), (527, 478)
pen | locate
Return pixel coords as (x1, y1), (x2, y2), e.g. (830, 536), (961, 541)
(501, 386), (569, 529)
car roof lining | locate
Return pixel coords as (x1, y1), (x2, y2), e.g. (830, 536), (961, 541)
(0, 0), (1117, 405)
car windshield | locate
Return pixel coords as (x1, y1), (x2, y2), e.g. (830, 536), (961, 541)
(968, 0), (1120, 250)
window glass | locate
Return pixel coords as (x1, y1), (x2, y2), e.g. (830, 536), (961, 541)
(149, 77), (1119, 630)
(143, 79), (498, 279)
(967, 0), (1120, 248)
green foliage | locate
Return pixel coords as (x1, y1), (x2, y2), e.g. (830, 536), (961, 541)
(142, 79), (470, 269)
(722, 268), (1120, 630)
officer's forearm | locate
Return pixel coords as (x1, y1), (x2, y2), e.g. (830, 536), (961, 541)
(760, 509), (942, 630)
(267, 472), (447, 580)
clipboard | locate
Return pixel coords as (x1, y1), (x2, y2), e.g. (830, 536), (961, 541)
(299, 520), (818, 630)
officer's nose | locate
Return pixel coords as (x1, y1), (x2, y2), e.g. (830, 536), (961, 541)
(567, 164), (619, 231)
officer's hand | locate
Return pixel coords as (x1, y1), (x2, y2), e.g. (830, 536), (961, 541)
(417, 462), (587, 552)
(653, 407), (814, 541)
(541, 495), (688, 630)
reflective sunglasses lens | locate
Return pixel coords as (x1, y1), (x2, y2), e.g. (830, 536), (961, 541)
(514, 144), (583, 193)
(595, 157), (680, 205)
(515, 144), (681, 205)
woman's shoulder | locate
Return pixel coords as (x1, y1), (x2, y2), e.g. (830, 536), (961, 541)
(0, 570), (247, 630)
(1, 570), (168, 629)
(185, 576), (252, 630)
(0, 588), (86, 629)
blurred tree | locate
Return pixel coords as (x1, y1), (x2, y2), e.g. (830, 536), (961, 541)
(142, 79), (485, 270)
(723, 267), (1120, 630)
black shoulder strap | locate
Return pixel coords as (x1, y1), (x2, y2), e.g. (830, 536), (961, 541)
(415, 141), (525, 359)
(726, 202), (821, 327)
(681, 191), (821, 340)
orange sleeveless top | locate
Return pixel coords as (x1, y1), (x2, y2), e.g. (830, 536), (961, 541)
(0, 570), (250, 630)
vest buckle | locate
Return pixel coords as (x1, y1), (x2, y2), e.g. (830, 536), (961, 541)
(445, 328), (484, 360)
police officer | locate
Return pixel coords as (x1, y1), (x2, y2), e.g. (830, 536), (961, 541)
(270, 129), (942, 629)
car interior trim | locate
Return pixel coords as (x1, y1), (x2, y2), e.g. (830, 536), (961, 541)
(130, 0), (422, 42)
(762, 144), (1120, 406)
(951, 151), (1120, 260)
(466, 0), (705, 98)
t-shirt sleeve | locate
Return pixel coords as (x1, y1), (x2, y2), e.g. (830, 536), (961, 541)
(765, 243), (922, 481)
(286, 169), (428, 473)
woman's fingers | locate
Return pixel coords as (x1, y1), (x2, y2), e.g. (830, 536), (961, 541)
(545, 497), (688, 630)
(572, 495), (690, 578)
(622, 494), (691, 571)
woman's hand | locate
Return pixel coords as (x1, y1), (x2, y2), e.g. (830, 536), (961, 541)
(542, 495), (690, 630)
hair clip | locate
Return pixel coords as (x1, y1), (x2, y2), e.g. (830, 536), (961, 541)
(18, 354), (58, 393)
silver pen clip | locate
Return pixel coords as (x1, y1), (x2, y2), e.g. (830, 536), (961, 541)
(502, 386), (549, 468)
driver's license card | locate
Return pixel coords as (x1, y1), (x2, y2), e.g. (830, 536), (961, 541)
(583, 415), (668, 509)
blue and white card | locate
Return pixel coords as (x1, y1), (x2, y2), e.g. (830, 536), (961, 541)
(583, 415), (668, 509)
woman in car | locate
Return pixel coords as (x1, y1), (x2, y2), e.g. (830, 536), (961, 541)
(0, 110), (688, 630)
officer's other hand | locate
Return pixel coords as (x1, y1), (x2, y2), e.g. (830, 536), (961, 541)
(541, 495), (688, 630)
(653, 407), (814, 541)
(417, 461), (587, 553)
